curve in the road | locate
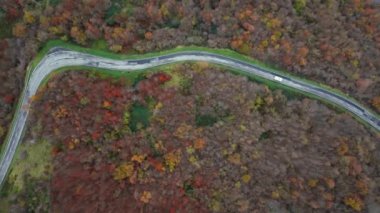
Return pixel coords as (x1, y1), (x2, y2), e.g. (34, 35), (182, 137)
(0, 46), (379, 188)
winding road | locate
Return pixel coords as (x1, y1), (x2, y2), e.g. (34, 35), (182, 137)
(0, 47), (379, 186)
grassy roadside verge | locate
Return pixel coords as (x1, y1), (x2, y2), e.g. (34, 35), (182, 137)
(0, 138), (51, 210)
(38, 40), (379, 124)
(1, 40), (380, 190)
(31, 40), (379, 115)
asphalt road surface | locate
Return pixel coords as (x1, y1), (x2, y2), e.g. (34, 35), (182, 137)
(0, 47), (379, 186)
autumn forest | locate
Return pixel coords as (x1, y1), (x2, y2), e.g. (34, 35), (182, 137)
(0, 0), (380, 212)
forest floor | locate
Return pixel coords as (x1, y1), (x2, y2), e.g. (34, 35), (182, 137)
(1, 63), (379, 212)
